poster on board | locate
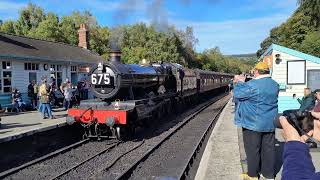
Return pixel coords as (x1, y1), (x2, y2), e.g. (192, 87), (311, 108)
(287, 60), (305, 85)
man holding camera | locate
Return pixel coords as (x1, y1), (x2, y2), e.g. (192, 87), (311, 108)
(233, 62), (279, 180)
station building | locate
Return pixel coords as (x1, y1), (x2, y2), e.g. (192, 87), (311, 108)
(260, 44), (320, 112)
(0, 24), (104, 107)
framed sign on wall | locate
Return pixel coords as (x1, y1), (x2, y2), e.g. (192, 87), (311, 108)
(287, 60), (306, 85)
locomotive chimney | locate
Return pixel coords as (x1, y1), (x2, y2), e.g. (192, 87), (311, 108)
(109, 49), (122, 63)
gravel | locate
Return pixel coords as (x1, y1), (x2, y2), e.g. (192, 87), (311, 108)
(127, 95), (229, 179)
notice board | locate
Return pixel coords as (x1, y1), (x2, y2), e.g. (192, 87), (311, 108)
(287, 60), (306, 85)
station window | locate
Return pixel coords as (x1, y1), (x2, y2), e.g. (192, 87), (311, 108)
(29, 72), (37, 83)
(50, 64), (56, 71)
(50, 64), (63, 87)
(0, 61), (12, 93)
(24, 63), (39, 70)
(71, 66), (77, 72)
(57, 65), (62, 71)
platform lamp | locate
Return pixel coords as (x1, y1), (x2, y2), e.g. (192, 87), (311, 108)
(275, 53), (281, 64)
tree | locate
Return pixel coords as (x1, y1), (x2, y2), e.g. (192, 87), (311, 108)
(257, 9), (314, 57)
(298, 0), (320, 26)
(14, 3), (45, 35)
(0, 20), (15, 34)
(301, 31), (320, 57)
(59, 11), (98, 46)
(90, 26), (110, 59)
(59, 16), (78, 45)
(28, 12), (62, 42)
(0, 3), (254, 72)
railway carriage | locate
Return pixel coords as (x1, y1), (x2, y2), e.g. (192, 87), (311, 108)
(67, 50), (233, 140)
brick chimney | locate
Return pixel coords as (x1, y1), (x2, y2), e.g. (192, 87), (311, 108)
(78, 24), (89, 49)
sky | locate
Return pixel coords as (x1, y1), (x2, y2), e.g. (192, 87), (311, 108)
(0, 0), (298, 55)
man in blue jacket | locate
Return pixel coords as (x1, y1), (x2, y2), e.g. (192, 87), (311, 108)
(233, 62), (279, 179)
(279, 114), (320, 180)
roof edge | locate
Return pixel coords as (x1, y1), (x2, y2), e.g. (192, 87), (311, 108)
(271, 43), (320, 64)
(0, 31), (103, 58)
(259, 43), (320, 64)
(0, 54), (96, 64)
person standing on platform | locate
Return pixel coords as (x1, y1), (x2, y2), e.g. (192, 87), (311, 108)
(63, 81), (73, 110)
(39, 78), (54, 119)
(27, 80), (37, 110)
(233, 62), (279, 180)
(34, 82), (39, 109)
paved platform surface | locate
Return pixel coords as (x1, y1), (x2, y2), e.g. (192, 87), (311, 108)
(195, 99), (242, 180)
(196, 99), (320, 180)
(0, 109), (67, 143)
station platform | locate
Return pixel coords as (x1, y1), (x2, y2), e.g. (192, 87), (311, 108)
(0, 109), (67, 143)
(195, 99), (320, 180)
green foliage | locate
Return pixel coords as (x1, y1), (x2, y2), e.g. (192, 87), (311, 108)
(258, 1), (320, 58)
(28, 12), (62, 42)
(200, 47), (256, 74)
(300, 31), (320, 57)
(14, 3), (45, 36)
(0, 3), (254, 73)
(0, 20), (15, 34)
(298, 0), (320, 26)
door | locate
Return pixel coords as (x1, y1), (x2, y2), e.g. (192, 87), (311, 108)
(307, 70), (320, 91)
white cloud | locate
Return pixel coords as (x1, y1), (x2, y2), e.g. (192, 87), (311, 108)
(0, 1), (26, 20)
(172, 13), (293, 54)
(0, 1), (26, 10)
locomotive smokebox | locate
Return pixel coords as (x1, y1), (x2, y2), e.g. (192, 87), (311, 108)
(109, 49), (122, 63)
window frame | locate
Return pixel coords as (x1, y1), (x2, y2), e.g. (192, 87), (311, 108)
(24, 62), (40, 71)
(1, 61), (12, 93)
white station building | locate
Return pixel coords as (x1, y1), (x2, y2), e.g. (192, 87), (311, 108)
(0, 24), (103, 107)
(260, 44), (320, 112)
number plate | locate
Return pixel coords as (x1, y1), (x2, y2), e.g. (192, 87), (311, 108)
(91, 74), (111, 85)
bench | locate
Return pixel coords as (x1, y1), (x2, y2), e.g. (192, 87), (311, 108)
(0, 93), (32, 111)
(0, 94), (13, 110)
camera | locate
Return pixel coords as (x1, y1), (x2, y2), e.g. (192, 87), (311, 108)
(274, 110), (314, 135)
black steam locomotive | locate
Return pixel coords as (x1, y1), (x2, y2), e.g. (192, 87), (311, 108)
(67, 50), (233, 140)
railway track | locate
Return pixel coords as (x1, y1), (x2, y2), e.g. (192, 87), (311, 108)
(94, 93), (230, 179)
(0, 139), (90, 179)
(1, 139), (121, 180)
(3, 92), (229, 180)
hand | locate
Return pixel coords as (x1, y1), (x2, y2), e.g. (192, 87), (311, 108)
(314, 119), (320, 141)
(311, 111), (320, 119)
(236, 74), (246, 82)
(279, 116), (306, 142)
(234, 75), (245, 83)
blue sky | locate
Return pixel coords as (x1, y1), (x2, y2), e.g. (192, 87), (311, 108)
(0, 0), (298, 54)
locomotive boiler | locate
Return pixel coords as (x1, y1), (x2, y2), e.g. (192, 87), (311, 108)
(90, 49), (175, 100)
(67, 49), (233, 140)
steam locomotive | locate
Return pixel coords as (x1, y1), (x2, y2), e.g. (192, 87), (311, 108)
(67, 50), (233, 140)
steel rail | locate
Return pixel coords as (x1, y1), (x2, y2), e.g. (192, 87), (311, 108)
(114, 94), (228, 180)
(50, 141), (120, 180)
(0, 139), (90, 179)
(177, 101), (227, 179)
(90, 140), (146, 179)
